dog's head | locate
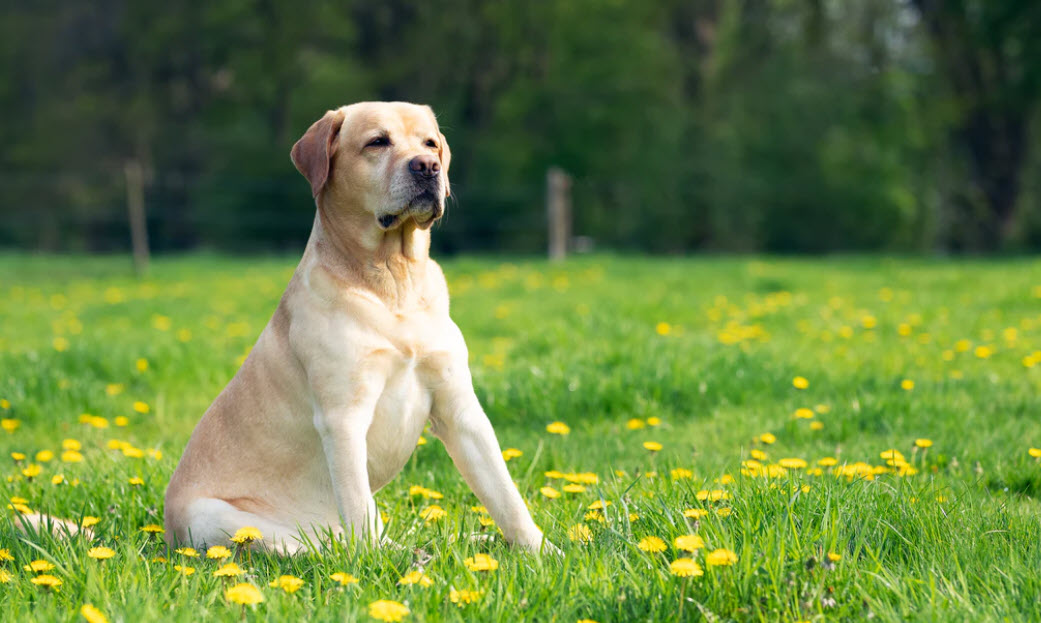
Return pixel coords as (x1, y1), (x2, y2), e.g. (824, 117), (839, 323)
(291, 102), (451, 231)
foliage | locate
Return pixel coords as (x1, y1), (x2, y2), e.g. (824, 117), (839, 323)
(2, 254), (1041, 620)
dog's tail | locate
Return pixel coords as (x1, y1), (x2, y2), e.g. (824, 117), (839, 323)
(12, 513), (95, 539)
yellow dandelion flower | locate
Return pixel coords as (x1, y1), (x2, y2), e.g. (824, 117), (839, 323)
(750, 449), (767, 461)
(368, 599), (410, 622)
(546, 422), (571, 435)
(792, 376), (809, 389)
(643, 441), (663, 452)
(778, 458), (808, 469)
(415, 436), (426, 446)
(114, 416), (129, 427)
(900, 379), (915, 391)
(626, 418), (646, 430)
(656, 322), (672, 336)
(587, 500), (612, 510)
(0, 549), (13, 561)
(31, 574), (62, 589)
(674, 534), (705, 552)
(133, 401), (150, 414)
(793, 408), (814, 419)
(174, 565), (195, 576)
(671, 467), (694, 480)
(568, 524), (594, 543)
(464, 553), (499, 572)
(105, 383), (124, 396)
(225, 583), (264, 605)
(25, 559), (55, 573)
(62, 439), (81, 451)
(809, 421), (824, 431)
(584, 510), (605, 523)
(563, 484), (586, 494)
(637, 536), (667, 553)
(716, 507), (733, 517)
(682, 508), (709, 519)
(81, 516), (100, 528)
(827, 552), (842, 562)
(1027, 448), (1041, 458)
(128, 476), (145, 486)
(540, 486), (561, 499)
(501, 448), (523, 461)
(213, 562), (245, 577)
(705, 548), (738, 566)
(61, 450), (84, 463)
(175, 548), (199, 557)
(818, 457), (838, 467)
(398, 570), (433, 587)
(140, 524), (164, 535)
(0, 570), (11, 584)
(974, 345), (992, 359)
(331, 572), (359, 586)
(230, 526), (263, 545)
(647, 417), (661, 426)
(1, 419), (19, 433)
(22, 463), (42, 478)
(629, 513), (640, 522)
(914, 439), (933, 449)
(669, 558), (704, 578)
(80, 604), (108, 623)
(11, 452), (25, 461)
(419, 505), (447, 522)
(544, 470), (564, 479)
(449, 588), (483, 605)
(87, 547), (115, 560)
(759, 433), (776, 445)
(207, 545), (232, 559)
(51, 474), (65, 485)
(269, 575), (305, 593)
(0, 399), (8, 409)
(880, 449), (905, 462)
(9, 502), (34, 514)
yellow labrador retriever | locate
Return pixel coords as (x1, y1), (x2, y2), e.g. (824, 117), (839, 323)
(163, 102), (548, 554)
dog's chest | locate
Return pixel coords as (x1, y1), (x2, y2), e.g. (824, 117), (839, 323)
(365, 360), (432, 491)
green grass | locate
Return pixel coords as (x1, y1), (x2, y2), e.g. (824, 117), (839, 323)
(2, 253), (1041, 622)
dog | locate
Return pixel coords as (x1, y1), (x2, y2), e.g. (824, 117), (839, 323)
(163, 102), (550, 554)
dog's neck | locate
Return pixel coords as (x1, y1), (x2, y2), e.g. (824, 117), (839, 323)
(309, 201), (432, 308)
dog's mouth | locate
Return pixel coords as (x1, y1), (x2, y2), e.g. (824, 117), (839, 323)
(377, 190), (443, 230)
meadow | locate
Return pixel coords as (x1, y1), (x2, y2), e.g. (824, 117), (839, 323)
(1, 253), (1041, 622)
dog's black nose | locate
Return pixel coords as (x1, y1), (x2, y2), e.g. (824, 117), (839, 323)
(408, 155), (440, 178)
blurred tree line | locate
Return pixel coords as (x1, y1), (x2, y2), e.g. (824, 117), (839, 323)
(1, 0), (1039, 254)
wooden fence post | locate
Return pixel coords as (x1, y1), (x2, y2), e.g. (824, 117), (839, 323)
(546, 167), (572, 261)
(124, 160), (150, 276)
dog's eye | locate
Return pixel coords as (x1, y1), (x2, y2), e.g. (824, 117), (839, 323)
(366, 136), (390, 148)
(425, 139), (438, 149)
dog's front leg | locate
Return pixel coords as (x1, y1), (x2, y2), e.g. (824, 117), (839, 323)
(311, 377), (384, 545)
(431, 384), (550, 552)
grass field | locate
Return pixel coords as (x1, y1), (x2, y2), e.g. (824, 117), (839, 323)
(2, 253), (1041, 622)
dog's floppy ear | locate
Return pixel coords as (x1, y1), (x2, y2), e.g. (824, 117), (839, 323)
(438, 131), (452, 197)
(291, 109), (347, 198)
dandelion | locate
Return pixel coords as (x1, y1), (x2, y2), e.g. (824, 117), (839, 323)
(80, 604), (108, 623)
(213, 562), (245, 577)
(61, 450), (84, 463)
(901, 379), (915, 391)
(706, 548), (738, 566)
(674, 535), (705, 552)
(415, 436), (426, 446)
(647, 417), (661, 426)
(140, 524), (164, 535)
(778, 458), (808, 469)
(31, 574), (62, 590)
(669, 558), (704, 577)
(643, 441), (663, 452)
(398, 570), (433, 587)
(809, 421), (824, 431)
(133, 401), (150, 414)
(0, 570), (11, 584)
(828, 552), (842, 562)
(637, 536), (667, 553)
(0, 549), (12, 561)
(627, 418), (646, 430)
(11, 452), (25, 461)
(449, 588), (483, 605)
(419, 505), (447, 522)
(915, 439), (933, 449)
(671, 468), (694, 480)
(1, 419), (19, 433)
(36, 450), (55, 462)
(207, 545), (232, 559)
(682, 508), (708, 519)
(87, 547), (115, 560)
(81, 516), (100, 528)
(231, 526), (263, 545)
(368, 599), (410, 622)
(716, 507), (732, 517)
(792, 408), (814, 419)
(25, 560), (55, 573)
(408, 486), (443, 499)
(464, 553), (499, 572)
(792, 376), (809, 389)
(128, 476), (145, 486)
(563, 484), (586, 494)
(331, 572), (359, 586)
(136, 358), (149, 372)
(656, 322), (672, 336)
(750, 449), (767, 461)
(546, 422), (571, 435)
(1028, 448), (1041, 458)
(269, 575), (305, 593)
(759, 433), (776, 445)
(880, 449), (905, 462)
(22, 463), (42, 478)
(501, 448), (523, 461)
(540, 486), (561, 499)
(51, 474), (65, 485)
(174, 565), (195, 576)
(568, 524), (594, 543)
(225, 583), (264, 605)
(175, 547), (199, 557)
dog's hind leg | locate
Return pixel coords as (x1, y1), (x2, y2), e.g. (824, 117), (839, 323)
(174, 497), (310, 555)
